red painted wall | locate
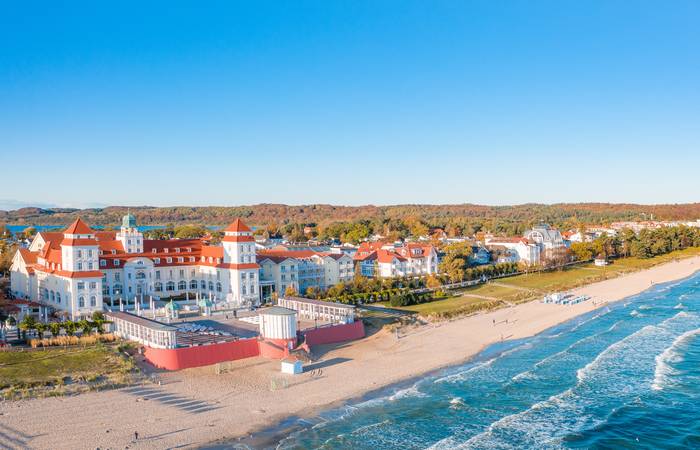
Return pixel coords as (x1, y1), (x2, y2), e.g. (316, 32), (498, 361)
(258, 338), (296, 359)
(144, 338), (260, 370)
(303, 321), (365, 346)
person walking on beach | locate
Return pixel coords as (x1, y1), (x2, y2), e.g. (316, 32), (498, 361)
(492, 319), (495, 326)
(134, 431), (139, 441)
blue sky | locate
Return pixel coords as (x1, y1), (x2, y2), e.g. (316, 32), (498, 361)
(2, 1), (699, 209)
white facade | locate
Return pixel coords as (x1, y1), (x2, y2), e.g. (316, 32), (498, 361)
(485, 238), (541, 265)
(10, 216), (262, 320)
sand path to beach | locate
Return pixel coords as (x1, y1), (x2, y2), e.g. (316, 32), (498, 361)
(2, 256), (699, 450)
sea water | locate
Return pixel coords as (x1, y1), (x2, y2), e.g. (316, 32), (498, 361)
(231, 273), (700, 449)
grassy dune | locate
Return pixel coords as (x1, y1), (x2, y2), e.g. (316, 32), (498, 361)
(0, 345), (136, 399)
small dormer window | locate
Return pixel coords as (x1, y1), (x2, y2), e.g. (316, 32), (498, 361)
(201, 256), (205, 262)
(164, 248), (169, 253)
(189, 257), (195, 262)
(100, 260), (106, 267)
(166, 257), (172, 263)
(208, 257), (213, 263)
(115, 260), (120, 266)
(112, 249), (116, 254)
(154, 258), (160, 264)
(178, 257), (184, 263)
(216, 258), (221, 264)
(175, 248), (181, 253)
(186, 247), (191, 252)
(152, 248), (157, 253)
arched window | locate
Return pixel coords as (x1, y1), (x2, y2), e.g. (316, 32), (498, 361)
(208, 281), (214, 291)
(190, 280), (198, 289)
(56, 292), (61, 304)
(50, 291), (55, 302)
(78, 296), (85, 308)
(216, 282), (222, 292)
(178, 280), (187, 290)
(90, 296), (96, 307)
(200, 280), (206, 290)
(41, 288), (48, 301)
(154, 282), (163, 292)
(114, 284), (122, 295)
(103, 285), (110, 295)
(166, 281), (175, 291)
(136, 272), (146, 280)
(242, 285), (246, 295)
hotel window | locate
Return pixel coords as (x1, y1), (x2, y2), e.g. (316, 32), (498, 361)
(154, 258), (160, 264)
(77, 250), (82, 258)
(175, 248), (181, 253)
(90, 296), (96, 307)
(164, 248), (169, 253)
(100, 260), (106, 267)
(115, 260), (120, 266)
(78, 296), (85, 308)
(77, 262), (83, 270)
(179, 269), (184, 278)
(178, 257), (184, 263)
(88, 262), (93, 270)
(152, 248), (157, 253)
(189, 257), (195, 262)
(115, 273), (121, 282)
(112, 250), (116, 254)
(166, 257), (172, 263)
(89, 282), (97, 289)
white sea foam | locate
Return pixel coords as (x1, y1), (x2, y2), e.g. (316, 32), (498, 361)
(435, 343), (531, 384)
(449, 397), (465, 409)
(387, 385), (427, 401)
(639, 304), (653, 310)
(674, 303), (685, 310)
(630, 310), (643, 317)
(651, 328), (700, 390)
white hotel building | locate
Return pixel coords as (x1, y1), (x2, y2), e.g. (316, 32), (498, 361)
(10, 215), (261, 319)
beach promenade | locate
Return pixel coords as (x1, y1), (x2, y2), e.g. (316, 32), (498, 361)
(2, 256), (699, 450)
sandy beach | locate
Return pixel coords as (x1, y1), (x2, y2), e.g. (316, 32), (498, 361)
(2, 256), (699, 450)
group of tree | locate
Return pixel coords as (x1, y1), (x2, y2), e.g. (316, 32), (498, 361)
(569, 225), (700, 261)
(17, 311), (109, 340)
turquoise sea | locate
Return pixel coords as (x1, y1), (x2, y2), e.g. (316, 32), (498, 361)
(226, 272), (700, 449)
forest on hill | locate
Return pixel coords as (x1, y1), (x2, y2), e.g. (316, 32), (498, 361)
(2, 203), (700, 235)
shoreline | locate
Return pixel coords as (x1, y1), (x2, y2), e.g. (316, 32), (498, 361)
(2, 256), (699, 450)
(217, 258), (700, 449)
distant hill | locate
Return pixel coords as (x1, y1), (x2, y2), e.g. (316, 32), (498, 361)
(2, 203), (700, 229)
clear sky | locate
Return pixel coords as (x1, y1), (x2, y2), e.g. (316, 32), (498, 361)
(2, 1), (699, 209)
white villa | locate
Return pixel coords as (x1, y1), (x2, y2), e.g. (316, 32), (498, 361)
(10, 215), (261, 319)
(485, 237), (541, 265)
(353, 241), (439, 278)
(486, 224), (567, 266)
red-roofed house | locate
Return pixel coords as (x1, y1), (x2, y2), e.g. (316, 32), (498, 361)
(353, 242), (438, 278)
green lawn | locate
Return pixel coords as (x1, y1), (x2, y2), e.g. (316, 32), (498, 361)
(0, 345), (135, 396)
(383, 247), (700, 318)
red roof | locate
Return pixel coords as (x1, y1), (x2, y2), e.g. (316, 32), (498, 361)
(18, 248), (37, 264)
(64, 218), (94, 235)
(225, 218), (252, 233)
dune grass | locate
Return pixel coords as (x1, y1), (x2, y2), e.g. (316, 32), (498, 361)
(0, 345), (135, 398)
